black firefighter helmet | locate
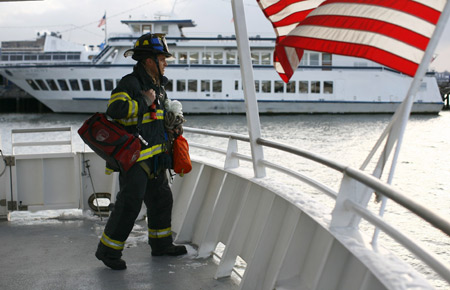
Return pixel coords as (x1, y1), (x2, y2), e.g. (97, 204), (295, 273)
(124, 33), (172, 61)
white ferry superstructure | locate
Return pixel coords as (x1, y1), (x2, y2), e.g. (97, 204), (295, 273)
(0, 18), (444, 114)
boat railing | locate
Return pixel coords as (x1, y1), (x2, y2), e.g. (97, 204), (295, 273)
(183, 126), (450, 286)
(93, 45), (113, 64)
(11, 127), (73, 155)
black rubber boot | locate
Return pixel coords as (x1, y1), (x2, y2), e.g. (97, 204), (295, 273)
(95, 243), (127, 270)
(151, 244), (187, 257)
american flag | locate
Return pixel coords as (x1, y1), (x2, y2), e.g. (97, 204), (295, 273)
(98, 13), (106, 28)
(258, 0), (446, 82)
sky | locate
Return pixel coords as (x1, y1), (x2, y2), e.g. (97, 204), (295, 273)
(0, 0), (450, 72)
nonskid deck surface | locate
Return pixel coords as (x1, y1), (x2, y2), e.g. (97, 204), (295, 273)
(0, 214), (239, 290)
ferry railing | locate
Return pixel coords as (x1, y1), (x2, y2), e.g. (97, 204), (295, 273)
(183, 126), (450, 286)
(185, 127), (338, 199)
(11, 127), (73, 155)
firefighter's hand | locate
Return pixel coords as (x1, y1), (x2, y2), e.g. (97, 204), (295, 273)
(142, 89), (156, 106)
(167, 124), (183, 137)
(173, 124), (183, 136)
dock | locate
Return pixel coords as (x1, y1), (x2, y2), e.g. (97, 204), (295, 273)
(0, 77), (51, 113)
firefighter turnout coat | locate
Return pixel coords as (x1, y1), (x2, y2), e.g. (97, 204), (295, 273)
(99, 61), (175, 255)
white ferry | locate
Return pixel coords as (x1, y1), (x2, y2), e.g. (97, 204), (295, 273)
(0, 18), (444, 114)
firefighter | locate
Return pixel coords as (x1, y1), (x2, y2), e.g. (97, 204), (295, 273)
(95, 33), (187, 270)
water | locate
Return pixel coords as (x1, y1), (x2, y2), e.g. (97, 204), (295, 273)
(1, 111), (449, 288)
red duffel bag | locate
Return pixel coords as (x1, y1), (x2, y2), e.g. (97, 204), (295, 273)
(78, 113), (141, 172)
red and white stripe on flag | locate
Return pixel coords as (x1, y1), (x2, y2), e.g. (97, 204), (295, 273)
(257, 0), (325, 82)
(259, 0), (446, 82)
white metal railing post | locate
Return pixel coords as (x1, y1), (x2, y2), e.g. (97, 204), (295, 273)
(331, 172), (371, 229)
(224, 137), (239, 170)
(231, 0), (266, 178)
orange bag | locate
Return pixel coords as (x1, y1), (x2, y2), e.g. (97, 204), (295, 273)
(172, 135), (192, 176)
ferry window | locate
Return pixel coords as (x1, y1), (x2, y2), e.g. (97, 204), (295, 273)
(201, 80), (210, 92)
(322, 53), (332, 66)
(26, 79), (40, 90)
(188, 80), (197, 92)
(310, 53), (319, 66)
(234, 80), (239, 90)
(46, 79), (59, 91)
(255, 80), (260, 93)
(274, 81), (284, 93)
(35, 79), (49, 91)
(286, 81), (296, 93)
(311, 81), (320, 93)
(53, 53), (66, 61)
(251, 52), (259, 64)
(202, 52), (212, 64)
(104, 79), (114, 91)
(67, 53), (81, 60)
(39, 54), (51, 61)
(299, 81), (308, 93)
(213, 52), (223, 64)
(324, 81), (333, 94)
(226, 51), (236, 65)
(69, 79), (80, 91)
(261, 52), (271, 65)
(212, 80), (222, 92)
(190, 52), (199, 65)
(161, 25), (169, 34)
(24, 54), (37, 61)
(177, 80), (186, 92)
(57, 79), (69, 91)
(300, 53), (308, 66)
(178, 52), (188, 64)
(81, 79), (91, 91)
(165, 80), (173, 92)
(142, 25), (151, 34)
(93, 79), (102, 91)
(1, 55), (8, 61)
(10, 55), (23, 61)
(322, 53), (332, 71)
(262, 80), (271, 93)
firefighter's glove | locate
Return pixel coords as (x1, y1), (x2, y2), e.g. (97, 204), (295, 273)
(142, 89), (156, 107)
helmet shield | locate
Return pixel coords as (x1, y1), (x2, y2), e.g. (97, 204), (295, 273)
(124, 33), (172, 60)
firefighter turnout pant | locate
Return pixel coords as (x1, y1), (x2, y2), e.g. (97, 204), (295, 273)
(98, 159), (174, 258)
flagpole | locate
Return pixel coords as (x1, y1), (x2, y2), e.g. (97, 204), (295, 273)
(361, 2), (450, 182)
(386, 1), (450, 184)
(370, 1), (450, 245)
(104, 11), (108, 46)
(231, 0), (266, 178)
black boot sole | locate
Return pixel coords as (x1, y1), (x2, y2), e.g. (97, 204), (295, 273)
(95, 252), (127, 270)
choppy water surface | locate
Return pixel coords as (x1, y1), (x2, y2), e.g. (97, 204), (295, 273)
(0, 111), (449, 288)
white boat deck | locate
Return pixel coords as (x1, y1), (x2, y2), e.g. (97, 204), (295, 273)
(0, 217), (239, 290)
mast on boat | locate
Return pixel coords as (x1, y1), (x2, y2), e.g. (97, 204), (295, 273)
(231, 0), (266, 178)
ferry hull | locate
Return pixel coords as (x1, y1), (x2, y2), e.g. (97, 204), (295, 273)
(0, 64), (444, 114)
